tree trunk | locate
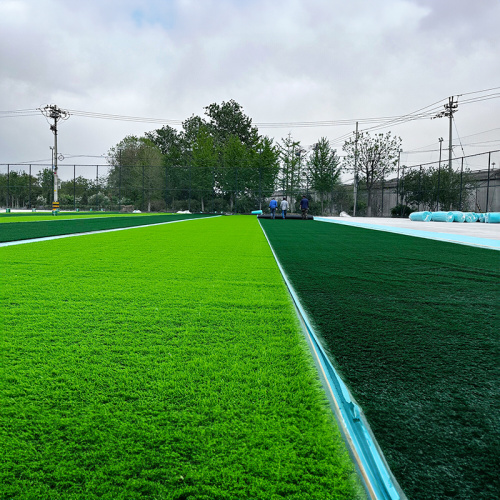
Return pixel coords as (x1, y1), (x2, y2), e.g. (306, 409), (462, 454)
(367, 189), (372, 217)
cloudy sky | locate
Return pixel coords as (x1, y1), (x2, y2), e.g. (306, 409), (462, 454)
(1, 0), (499, 179)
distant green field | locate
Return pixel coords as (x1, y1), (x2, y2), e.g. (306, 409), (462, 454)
(0, 213), (167, 223)
(1, 216), (362, 499)
(0, 213), (216, 242)
(261, 219), (500, 500)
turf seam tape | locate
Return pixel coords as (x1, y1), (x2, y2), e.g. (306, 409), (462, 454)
(259, 219), (405, 500)
(0, 216), (221, 247)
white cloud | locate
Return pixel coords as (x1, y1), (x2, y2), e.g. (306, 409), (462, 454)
(0, 0), (499, 170)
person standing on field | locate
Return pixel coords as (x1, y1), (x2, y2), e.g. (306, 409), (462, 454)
(280, 198), (289, 219)
(300, 195), (309, 219)
(269, 197), (278, 219)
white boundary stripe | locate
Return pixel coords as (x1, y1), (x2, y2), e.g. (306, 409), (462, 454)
(258, 219), (405, 500)
(0, 216), (221, 248)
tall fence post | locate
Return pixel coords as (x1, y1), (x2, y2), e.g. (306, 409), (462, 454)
(165, 165), (168, 212)
(6, 164), (10, 208)
(486, 152), (491, 212)
(29, 165), (32, 209)
(96, 165), (99, 211)
(459, 157), (464, 210)
(73, 165), (76, 211)
(142, 165), (145, 211)
(417, 166), (422, 212)
(118, 164), (122, 212)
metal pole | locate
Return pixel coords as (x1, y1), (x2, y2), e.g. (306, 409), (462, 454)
(73, 165), (76, 211)
(53, 122), (58, 207)
(119, 149), (122, 212)
(418, 166), (422, 211)
(142, 165), (145, 211)
(396, 150), (401, 209)
(96, 165), (99, 211)
(165, 165), (168, 212)
(353, 122), (358, 216)
(400, 166), (405, 216)
(486, 151), (491, 212)
(29, 164), (32, 209)
(459, 157), (464, 210)
(381, 178), (384, 215)
(258, 148), (262, 210)
(437, 138), (443, 209)
(7, 164), (9, 209)
(448, 97), (453, 172)
(235, 168), (238, 214)
(188, 162), (191, 212)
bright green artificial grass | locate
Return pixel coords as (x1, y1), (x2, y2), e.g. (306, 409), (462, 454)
(0, 213), (215, 242)
(0, 213), (166, 223)
(1, 216), (362, 499)
(260, 219), (500, 500)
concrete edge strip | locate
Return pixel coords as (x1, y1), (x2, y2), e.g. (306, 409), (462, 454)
(258, 219), (405, 500)
(0, 215), (221, 248)
(314, 217), (500, 250)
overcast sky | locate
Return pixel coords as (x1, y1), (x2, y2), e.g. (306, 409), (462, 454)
(1, 0), (499, 179)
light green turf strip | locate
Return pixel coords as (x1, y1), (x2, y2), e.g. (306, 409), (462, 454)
(0, 213), (170, 223)
(0, 215), (363, 500)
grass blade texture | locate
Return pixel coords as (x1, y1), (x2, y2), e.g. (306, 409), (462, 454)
(1, 216), (362, 500)
(260, 219), (500, 500)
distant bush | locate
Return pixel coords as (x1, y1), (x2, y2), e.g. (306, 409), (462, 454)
(390, 204), (412, 218)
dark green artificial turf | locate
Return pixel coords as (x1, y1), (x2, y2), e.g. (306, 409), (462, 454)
(260, 219), (500, 500)
(1, 216), (362, 499)
(0, 213), (216, 242)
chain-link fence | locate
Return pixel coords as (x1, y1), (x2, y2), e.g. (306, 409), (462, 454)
(1, 150), (499, 215)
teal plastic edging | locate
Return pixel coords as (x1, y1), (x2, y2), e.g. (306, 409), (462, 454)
(259, 220), (403, 500)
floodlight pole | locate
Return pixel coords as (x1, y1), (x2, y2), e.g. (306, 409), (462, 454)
(39, 105), (70, 212)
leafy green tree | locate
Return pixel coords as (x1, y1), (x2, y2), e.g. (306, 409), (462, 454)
(278, 134), (304, 212)
(146, 125), (186, 210)
(401, 165), (475, 211)
(0, 170), (39, 208)
(307, 138), (341, 214)
(60, 176), (93, 208)
(220, 135), (249, 212)
(253, 137), (280, 210)
(343, 131), (402, 216)
(108, 136), (163, 211)
(36, 168), (54, 205)
(204, 100), (259, 147)
(191, 125), (218, 212)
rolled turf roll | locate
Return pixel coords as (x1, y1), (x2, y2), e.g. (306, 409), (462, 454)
(485, 212), (500, 223)
(463, 212), (477, 223)
(409, 211), (432, 221)
(431, 211), (454, 222)
(449, 211), (465, 223)
(476, 213), (486, 222)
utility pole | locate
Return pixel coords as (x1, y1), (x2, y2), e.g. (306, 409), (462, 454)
(39, 104), (70, 212)
(432, 96), (458, 172)
(353, 121), (358, 216)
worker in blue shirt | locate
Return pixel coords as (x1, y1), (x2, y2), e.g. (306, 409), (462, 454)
(269, 197), (278, 219)
(300, 195), (309, 219)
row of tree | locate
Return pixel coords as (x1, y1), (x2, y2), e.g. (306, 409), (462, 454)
(105, 100), (404, 215)
(1, 100), (476, 214)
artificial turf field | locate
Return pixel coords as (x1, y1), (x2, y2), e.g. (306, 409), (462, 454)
(0, 213), (216, 242)
(1, 216), (363, 500)
(260, 218), (500, 500)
